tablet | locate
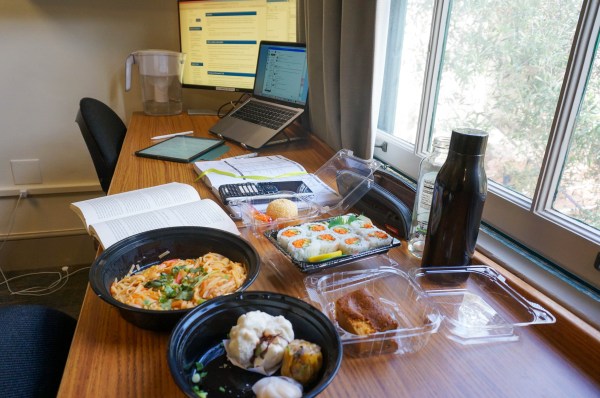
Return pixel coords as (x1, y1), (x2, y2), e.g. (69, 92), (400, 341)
(135, 136), (225, 163)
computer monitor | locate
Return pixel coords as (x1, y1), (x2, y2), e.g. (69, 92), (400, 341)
(178, 0), (297, 93)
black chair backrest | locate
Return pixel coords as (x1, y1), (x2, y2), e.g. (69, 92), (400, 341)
(76, 97), (127, 193)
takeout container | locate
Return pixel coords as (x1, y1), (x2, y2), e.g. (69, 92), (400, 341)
(237, 149), (382, 236)
(304, 262), (555, 357)
(89, 226), (260, 331)
(168, 291), (343, 398)
(265, 214), (401, 273)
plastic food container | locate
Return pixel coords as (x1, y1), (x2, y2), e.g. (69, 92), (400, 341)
(237, 149), (382, 236)
(305, 264), (442, 357)
(239, 191), (321, 234)
(265, 214), (401, 273)
(304, 263), (555, 357)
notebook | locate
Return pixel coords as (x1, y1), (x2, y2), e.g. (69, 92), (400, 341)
(209, 41), (309, 149)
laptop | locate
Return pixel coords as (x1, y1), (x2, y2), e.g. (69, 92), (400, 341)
(209, 41), (309, 149)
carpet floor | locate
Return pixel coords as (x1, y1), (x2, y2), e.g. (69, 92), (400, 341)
(0, 264), (90, 320)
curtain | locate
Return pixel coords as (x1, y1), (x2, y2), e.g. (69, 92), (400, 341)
(298, 0), (390, 159)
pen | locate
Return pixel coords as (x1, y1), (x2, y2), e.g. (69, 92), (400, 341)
(150, 131), (194, 140)
(232, 153), (258, 159)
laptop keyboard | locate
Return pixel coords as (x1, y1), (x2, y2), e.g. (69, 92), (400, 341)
(231, 101), (297, 130)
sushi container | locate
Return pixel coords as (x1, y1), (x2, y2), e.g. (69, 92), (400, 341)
(304, 262), (556, 357)
(264, 214), (401, 273)
(237, 149), (382, 237)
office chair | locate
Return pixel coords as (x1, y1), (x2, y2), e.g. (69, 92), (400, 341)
(0, 305), (76, 398)
(76, 97), (127, 193)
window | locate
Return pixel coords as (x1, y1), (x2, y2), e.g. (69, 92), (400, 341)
(376, 0), (600, 291)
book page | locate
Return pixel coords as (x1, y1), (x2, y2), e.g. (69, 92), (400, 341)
(89, 199), (239, 249)
(193, 155), (308, 190)
(70, 182), (201, 230)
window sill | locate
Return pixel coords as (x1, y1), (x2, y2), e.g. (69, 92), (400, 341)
(477, 226), (600, 330)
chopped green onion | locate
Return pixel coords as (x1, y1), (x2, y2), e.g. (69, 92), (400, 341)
(191, 385), (207, 398)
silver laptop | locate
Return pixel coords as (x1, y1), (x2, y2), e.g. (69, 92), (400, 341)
(209, 41), (309, 149)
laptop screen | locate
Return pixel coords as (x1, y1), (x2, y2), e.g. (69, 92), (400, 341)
(253, 42), (309, 107)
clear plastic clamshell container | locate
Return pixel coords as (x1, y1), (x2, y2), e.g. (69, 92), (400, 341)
(304, 263), (555, 357)
(304, 264), (443, 357)
(238, 149), (382, 236)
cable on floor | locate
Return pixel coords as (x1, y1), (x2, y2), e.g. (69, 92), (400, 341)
(0, 194), (90, 296)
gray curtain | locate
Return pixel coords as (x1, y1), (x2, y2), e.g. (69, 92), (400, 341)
(298, 0), (389, 159)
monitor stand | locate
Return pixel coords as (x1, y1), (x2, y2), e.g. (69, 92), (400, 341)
(187, 108), (218, 116)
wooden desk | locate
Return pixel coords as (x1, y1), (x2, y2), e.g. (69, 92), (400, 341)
(59, 112), (600, 397)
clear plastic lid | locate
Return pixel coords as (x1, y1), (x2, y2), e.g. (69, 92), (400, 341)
(238, 149), (382, 235)
(303, 263), (556, 356)
(410, 265), (556, 345)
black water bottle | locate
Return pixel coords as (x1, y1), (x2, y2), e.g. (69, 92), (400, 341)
(421, 128), (488, 277)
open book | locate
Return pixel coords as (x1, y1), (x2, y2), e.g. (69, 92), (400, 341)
(71, 182), (239, 249)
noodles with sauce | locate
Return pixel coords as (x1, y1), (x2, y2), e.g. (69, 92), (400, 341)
(110, 252), (247, 310)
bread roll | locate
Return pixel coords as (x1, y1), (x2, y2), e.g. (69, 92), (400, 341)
(266, 198), (298, 219)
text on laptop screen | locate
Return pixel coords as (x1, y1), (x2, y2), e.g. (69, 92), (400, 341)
(253, 44), (309, 106)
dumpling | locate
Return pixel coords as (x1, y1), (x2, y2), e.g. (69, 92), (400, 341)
(224, 310), (293, 375)
(281, 339), (323, 385)
(252, 376), (303, 398)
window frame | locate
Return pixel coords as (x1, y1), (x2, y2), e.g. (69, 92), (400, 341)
(375, 0), (600, 298)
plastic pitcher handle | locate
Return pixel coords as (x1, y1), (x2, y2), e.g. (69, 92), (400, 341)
(125, 53), (135, 91)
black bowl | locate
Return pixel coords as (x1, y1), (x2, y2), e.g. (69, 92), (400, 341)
(89, 226), (260, 331)
(168, 291), (343, 397)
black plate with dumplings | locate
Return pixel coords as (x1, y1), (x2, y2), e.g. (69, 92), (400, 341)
(264, 215), (401, 273)
(167, 291), (342, 398)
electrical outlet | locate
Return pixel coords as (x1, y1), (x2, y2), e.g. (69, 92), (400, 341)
(19, 189), (28, 199)
(10, 159), (42, 185)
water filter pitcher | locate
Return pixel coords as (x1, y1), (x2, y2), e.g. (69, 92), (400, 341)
(125, 50), (185, 116)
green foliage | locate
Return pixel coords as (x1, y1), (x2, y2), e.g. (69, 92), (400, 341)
(428, 0), (598, 213)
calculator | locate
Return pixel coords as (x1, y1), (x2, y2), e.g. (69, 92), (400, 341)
(218, 181), (311, 203)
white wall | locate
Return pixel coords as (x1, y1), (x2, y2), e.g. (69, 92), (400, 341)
(0, 1), (237, 270)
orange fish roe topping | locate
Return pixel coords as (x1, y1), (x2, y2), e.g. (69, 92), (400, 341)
(318, 234), (336, 241)
(333, 227), (349, 234)
(308, 224), (326, 232)
(369, 231), (388, 239)
(292, 238), (310, 248)
(345, 237), (360, 245)
(283, 229), (302, 237)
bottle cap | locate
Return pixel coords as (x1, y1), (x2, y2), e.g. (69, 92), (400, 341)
(450, 128), (488, 156)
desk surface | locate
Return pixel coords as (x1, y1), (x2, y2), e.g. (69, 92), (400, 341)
(58, 112), (600, 397)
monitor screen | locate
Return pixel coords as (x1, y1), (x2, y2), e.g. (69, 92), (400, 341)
(178, 0), (297, 92)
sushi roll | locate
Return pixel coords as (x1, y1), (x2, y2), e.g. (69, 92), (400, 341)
(303, 222), (328, 236)
(349, 219), (378, 236)
(313, 232), (340, 254)
(329, 225), (352, 238)
(287, 237), (321, 261)
(365, 229), (393, 248)
(277, 226), (306, 248)
(339, 234), (370, 255)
